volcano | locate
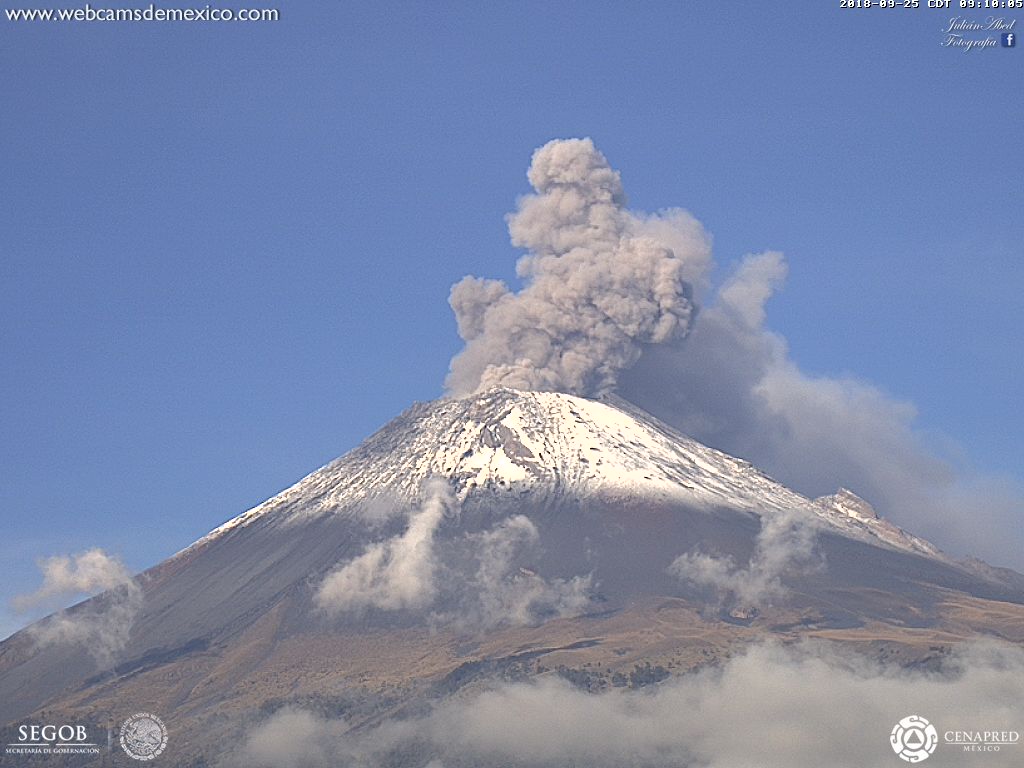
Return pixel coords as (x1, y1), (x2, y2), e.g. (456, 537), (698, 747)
(2, 388), (1023, 765)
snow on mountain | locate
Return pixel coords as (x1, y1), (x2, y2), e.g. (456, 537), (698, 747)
(813, 488), (942, 557)
(817, 488), (880, 521)
(182, 388), (945, 562)
(5, 388), (1022, 768)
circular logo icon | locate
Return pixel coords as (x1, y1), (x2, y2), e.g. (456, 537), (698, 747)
(890, 715), (938, 763)
(119, 712), (168, 761)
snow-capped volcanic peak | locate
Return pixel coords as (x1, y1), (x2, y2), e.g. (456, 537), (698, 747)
(187, 388), (945, 561)
(304, 388), (810, 513)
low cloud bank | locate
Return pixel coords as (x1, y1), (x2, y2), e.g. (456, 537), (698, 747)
(234, 639), (1024, 768)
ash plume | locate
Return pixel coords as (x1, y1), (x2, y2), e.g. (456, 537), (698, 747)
(443, 139), (1024, 569)
(446, 138), (710, 397)
(620, 250), (1024, 569)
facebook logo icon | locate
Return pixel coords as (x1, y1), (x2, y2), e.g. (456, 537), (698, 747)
(1002, 32), (1016, 48)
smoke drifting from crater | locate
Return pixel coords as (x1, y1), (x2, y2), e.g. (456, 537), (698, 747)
(446, 138), (711, 397)
(619, 250), (1024, 569)
(444, 139), (1024, 569)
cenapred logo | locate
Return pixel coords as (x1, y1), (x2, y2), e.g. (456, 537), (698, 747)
(119, 712), (168, 761)
(891, 715), (939, 763)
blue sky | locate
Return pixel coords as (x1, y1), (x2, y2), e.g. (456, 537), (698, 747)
(1, 1), (1021, 639)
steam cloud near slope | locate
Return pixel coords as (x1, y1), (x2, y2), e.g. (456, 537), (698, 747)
(11, 548), (142, 667)
(235, 639), (1024, 768)
(316, 484), (590, 628)
(669, 506), (819, 611)
(12, 548), (132, 610)
(446, 514), (591, 631)
(448, 139), (1024, 569)
(316, 480), (456, 613)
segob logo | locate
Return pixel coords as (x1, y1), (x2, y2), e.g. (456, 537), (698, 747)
(119, 712), (168, 761)
(4, 722), (100, 757)
(891, 715), (939, 763)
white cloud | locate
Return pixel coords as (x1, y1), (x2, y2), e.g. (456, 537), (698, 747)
(315, 479), (456, 614)
(450, 515), (591, 631)
(669, 505), (819, 611)
(234, 708), (349, 768)
(11, 548), (134, 611)
(317, 492), (592, 630)
(12, 548), (142, 667)
(236, 639), (1024, 768)
(27, 584), (142, 668)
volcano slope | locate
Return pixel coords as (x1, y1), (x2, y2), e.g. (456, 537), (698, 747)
(1, 388), (1022, 766)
